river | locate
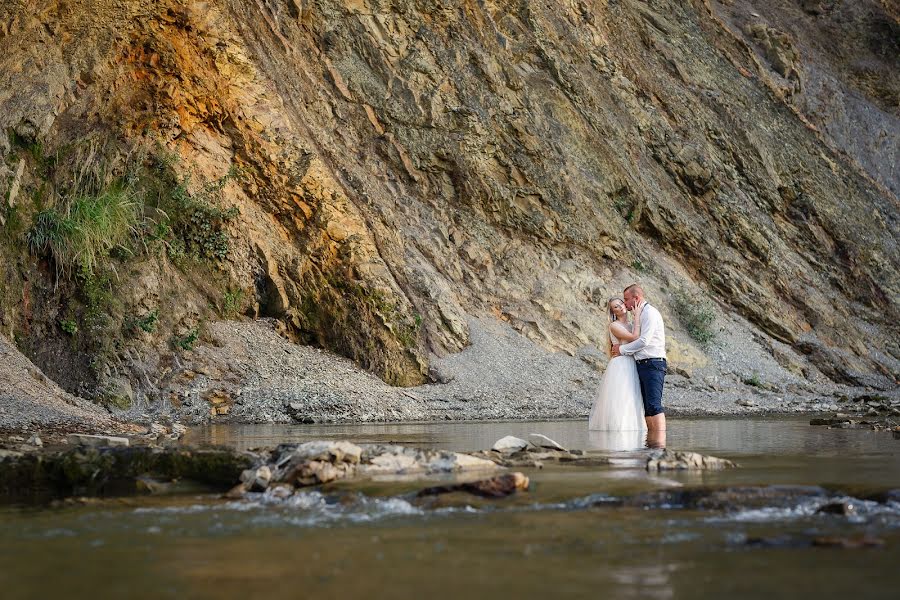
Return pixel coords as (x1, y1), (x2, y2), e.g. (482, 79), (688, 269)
(1, 417), (898, 599)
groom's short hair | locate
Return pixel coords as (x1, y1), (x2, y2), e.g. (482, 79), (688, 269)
(623, 284), (643, 296)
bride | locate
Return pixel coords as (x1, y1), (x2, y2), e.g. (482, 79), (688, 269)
(588, 297), (647, 431)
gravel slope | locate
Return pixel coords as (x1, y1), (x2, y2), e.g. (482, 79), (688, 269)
(0, 333), (113, 431)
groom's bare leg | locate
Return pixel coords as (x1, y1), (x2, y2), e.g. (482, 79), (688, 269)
(646, 428), (666, 449)
(645, 413), (666, 432)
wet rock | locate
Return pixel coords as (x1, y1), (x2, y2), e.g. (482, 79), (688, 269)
(67, 434), (130, 448)
(816, 501), (857, 516)
(26, 434), (42, 447)
(646, 449), (736, 471)
(274, 441), (362, 486)
(240, 465), (272, 491)
(529, 433), (567, 452)
(417, 472), (529, 499)
(491, 435), (529, 454)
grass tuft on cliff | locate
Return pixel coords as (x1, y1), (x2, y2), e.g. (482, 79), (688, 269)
(27, 184), (139, 278)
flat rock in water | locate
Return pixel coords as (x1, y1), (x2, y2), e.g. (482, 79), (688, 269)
(491, 435), (529, 453)
(417, 472), (530, 498)
(646, 449), (736, 471)
(67, 434), (130, 448)
(360, 445), (499, 474)
(529, 433), (567, 452)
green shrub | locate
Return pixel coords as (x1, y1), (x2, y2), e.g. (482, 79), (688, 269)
(221, 288), (244, 317)
(672, 288), (716, 348)
(174, 327), (200, 351)
(136, 309), (159, 333)
(59, 318), (78, 335)
(143, 166), (238, 264)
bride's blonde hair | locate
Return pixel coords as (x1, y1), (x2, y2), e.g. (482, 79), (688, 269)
(605, 297), (624, 357)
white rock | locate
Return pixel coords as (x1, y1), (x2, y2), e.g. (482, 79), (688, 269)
(66, 434), (130, 448)
(529, 433), (567, 452)
(492, 435), (529, 453)
(283, 441), (362, 465)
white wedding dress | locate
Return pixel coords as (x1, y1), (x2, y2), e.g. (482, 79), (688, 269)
(588, 327), (647, 431)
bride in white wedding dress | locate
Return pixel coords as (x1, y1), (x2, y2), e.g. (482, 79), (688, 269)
(588, 297), (647, 432)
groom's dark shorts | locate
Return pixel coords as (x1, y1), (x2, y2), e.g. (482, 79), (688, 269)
(636, 358), (666, 417)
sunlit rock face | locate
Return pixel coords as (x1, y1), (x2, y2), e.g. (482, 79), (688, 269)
(0, 0), (896, 399)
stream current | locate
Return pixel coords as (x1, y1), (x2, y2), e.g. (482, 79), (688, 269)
(1, 417), (898, 599)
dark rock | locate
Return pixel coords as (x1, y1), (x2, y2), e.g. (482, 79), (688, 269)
(810, 417), (851, 426)
(816, 501), (856, 516)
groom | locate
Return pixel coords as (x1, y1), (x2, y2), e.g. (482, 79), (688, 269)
(611, 284), (667, 434)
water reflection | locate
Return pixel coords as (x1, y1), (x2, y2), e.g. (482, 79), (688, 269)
(611, 564), (676, 600)
(587, 429), (647, 452)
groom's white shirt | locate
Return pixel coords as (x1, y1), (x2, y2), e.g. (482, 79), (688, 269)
(619, 301), (666, 360)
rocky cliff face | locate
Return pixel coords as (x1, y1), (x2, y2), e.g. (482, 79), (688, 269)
(0, 0), (897, 412)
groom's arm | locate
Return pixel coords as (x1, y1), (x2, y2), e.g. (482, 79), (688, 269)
(619, 307), (657, 356)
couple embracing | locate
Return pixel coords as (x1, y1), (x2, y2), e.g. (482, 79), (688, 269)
(588, 284), (667, 440)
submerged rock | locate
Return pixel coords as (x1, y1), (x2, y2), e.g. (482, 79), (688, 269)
(646, 449), (736, 471)
(629, 485), (827, 511)
(812, 536), (885, 549)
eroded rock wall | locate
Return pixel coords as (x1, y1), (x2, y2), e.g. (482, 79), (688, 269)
(0, 0), (897, 410)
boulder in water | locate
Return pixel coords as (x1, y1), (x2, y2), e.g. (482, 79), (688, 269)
(491, 436), (529, 453)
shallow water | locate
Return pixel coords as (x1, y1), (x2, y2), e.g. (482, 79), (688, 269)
(2, 418), (899, 599)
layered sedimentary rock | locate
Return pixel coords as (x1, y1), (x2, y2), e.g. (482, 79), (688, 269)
(0, 0), (897, 410)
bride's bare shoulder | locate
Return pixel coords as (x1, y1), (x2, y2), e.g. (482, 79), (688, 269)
(609, 321), (630, 335)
